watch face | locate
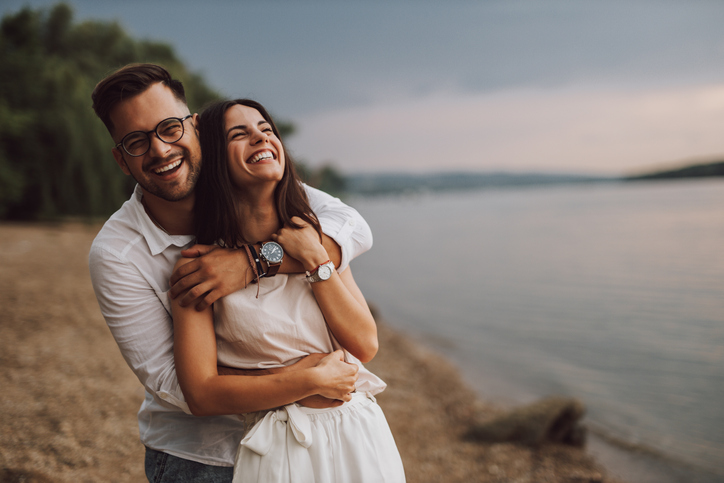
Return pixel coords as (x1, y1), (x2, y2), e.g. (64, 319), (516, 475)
(317, 264), (333, 280)
(261, 242), (283, 264)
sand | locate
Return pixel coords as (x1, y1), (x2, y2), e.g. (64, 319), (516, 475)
(0, 222), (622, 482)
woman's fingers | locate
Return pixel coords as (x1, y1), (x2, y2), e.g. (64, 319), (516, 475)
(314, 351), (359, 399)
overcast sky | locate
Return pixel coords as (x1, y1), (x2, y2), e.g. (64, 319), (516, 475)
(5, 0), (724, 175)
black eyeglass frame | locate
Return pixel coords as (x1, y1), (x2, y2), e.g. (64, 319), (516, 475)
(115, 114), (193, 157)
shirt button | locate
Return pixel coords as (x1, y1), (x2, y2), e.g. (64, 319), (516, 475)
(348, 220), (355, 226)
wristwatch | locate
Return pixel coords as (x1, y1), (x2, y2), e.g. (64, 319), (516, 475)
(260, 241), (284, 277)
(306, 261), (335, 283)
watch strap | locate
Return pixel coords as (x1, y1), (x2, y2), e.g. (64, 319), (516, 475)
(265, 262), (281, 277)
(306, 260), (334, 283)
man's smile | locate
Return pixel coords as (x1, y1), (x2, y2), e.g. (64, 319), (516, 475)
(153, 158), (183, 174)
(146, 151), (186, 178)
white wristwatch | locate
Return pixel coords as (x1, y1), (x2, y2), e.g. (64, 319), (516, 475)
(306, 261), (335, 283)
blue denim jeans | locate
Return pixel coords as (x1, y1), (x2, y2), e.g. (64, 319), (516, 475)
(144, 447), (234, 483)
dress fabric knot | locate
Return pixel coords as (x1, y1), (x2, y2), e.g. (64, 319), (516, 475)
(234, 404), (315, 483)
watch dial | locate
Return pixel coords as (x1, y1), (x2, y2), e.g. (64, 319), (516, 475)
(318, 265), (332, 280)
(262, 243), (283, 263)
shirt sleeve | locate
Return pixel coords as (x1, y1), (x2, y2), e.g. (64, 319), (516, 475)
(88, 243), (191, 414)
(303, 183), (373, 271)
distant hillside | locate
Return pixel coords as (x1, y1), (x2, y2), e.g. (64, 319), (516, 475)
(626, 160), (724, 180)
(344, 172), (610, 196)
(338, 159), (724, 196)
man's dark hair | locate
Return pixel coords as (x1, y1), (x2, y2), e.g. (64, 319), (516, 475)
(91, 63), (186, 134)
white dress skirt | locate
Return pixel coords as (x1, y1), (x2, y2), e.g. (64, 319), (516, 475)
(212, 273), (405, 483)
(233, 393), (405, 483)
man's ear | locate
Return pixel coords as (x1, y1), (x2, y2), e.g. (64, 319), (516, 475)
(192, 113), (200, 136)
(111, 147), (131, 176)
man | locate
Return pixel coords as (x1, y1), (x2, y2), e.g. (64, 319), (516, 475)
(88, 63), (373, 482)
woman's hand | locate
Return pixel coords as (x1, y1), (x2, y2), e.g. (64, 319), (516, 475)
(272, 216), (329, 272)
(309, 350), (359, 402)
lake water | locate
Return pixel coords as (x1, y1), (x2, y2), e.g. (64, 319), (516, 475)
(348, 178), (724, 481)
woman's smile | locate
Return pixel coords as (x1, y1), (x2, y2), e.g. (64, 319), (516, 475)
(246, 149), (276, 164)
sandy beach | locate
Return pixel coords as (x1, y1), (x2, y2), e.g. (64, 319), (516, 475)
(0, 222), (621, 482)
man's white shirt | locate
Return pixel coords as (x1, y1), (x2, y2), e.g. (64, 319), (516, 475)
(89, 184), (372, 466)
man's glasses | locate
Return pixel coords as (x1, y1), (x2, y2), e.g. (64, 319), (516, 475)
(115, 115), (193, 157)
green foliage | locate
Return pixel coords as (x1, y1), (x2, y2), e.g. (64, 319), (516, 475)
(0, 3), (220, 219)
(275, 120), (295, 140)
(626, 160), (724, 180)
(296, 161), (347, 197)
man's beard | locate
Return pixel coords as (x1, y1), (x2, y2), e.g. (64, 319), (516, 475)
(134, 149), (201, 202)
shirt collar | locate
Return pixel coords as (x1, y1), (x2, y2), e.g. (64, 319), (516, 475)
(130, 185), (195, 256)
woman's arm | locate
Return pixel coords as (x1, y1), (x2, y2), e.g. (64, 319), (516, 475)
(273, 218), (379, 363)
(171, 259), (358, 417)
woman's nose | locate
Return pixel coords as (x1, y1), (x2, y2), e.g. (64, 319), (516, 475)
(249, 129), (266, 145)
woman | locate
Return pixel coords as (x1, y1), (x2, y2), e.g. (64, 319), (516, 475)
(171, 99), (405, 482)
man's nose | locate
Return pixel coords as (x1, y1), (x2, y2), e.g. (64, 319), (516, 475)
(148, 134), (172, 158)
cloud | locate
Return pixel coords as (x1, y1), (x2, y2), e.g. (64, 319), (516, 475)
(287, 83), (724, 175)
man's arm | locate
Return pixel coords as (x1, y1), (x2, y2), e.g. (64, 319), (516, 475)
(90, 244), (354, 414)
(169, 184), (372, 310)
(89, 244), (189, 411)
(303, 183), (373, 272)
(169, 235), (341, 310)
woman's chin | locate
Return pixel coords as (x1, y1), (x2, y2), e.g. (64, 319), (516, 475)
(232, 176), (282, 194)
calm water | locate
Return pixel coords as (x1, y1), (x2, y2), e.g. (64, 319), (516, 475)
(349, 178), (724, 480)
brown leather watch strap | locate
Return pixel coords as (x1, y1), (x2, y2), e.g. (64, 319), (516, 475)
(265, 261), (281, 277)
(259, 241), (283, 277)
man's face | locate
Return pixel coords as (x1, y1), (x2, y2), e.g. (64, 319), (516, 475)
(109, 83), (202, 202)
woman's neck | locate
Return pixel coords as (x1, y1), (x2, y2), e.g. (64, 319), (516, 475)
(235, 186), (280, 243)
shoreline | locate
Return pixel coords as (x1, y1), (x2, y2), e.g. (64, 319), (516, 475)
(382, 319), (724, 483)
(2, 221), (616, 482)
(365, 316), (617, 482)
(586, 428), (724, 483)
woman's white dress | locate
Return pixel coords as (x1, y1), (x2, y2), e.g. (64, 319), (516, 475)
(214, 273), (405, 483)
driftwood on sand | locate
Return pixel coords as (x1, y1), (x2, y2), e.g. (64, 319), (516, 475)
(464, 396), (587, 447)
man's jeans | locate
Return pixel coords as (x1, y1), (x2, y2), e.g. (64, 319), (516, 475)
(145, 447), (234, 483)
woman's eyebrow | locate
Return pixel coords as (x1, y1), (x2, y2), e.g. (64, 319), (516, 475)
(226, 124), (247, 136)
(226, 121), (269, 136)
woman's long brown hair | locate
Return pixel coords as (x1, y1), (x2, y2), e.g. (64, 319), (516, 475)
(194, 99), (321, 247)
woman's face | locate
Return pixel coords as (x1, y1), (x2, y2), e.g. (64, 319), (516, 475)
(224, 104), (285, 191)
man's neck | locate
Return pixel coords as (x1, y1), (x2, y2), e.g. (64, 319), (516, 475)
(141, 190), (195, 236)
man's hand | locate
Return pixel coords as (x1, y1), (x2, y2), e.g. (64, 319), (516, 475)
(170, 244), (252, 310)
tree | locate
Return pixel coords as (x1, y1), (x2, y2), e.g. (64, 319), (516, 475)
(0, 3), (220, 219)
(297, 161), (347, 197)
